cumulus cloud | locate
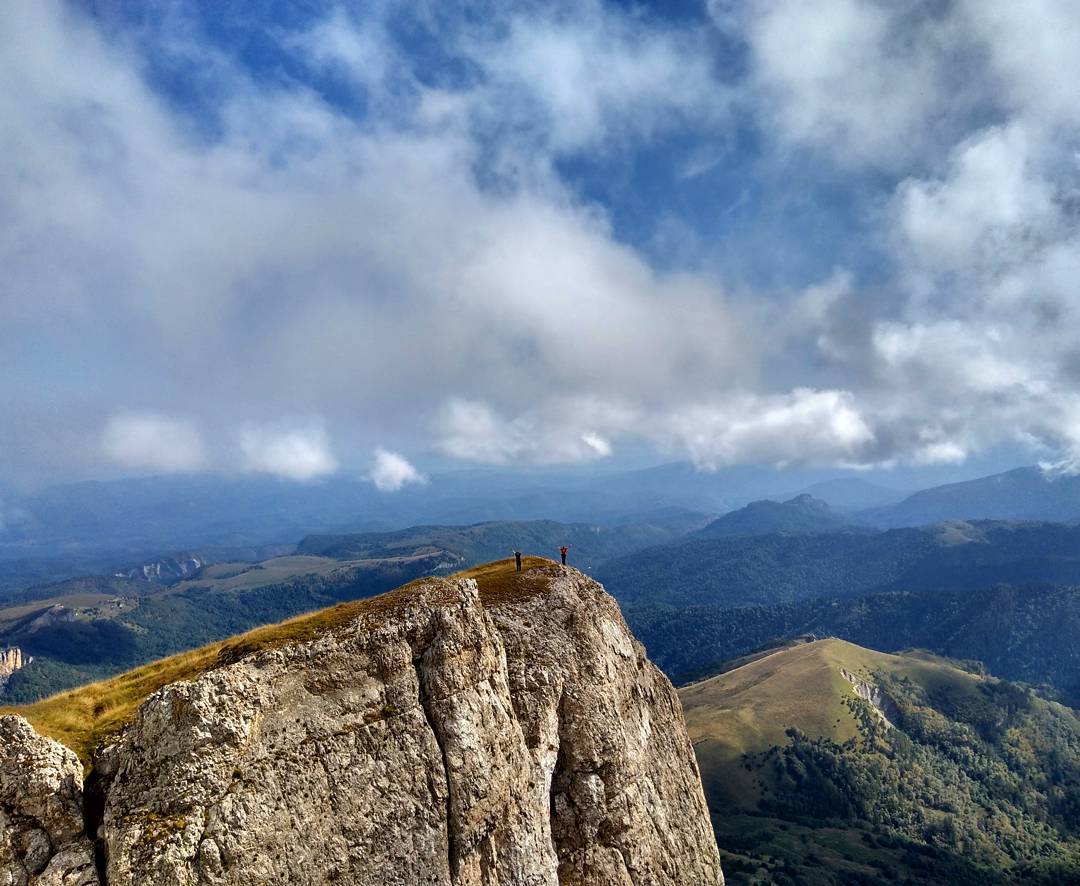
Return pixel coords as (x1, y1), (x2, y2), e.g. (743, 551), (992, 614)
(660, 390), (875, 469)
(101, 413), (207, 473)
(895, 124), (1060, 282)
(0, 0), (751, 482)
(238, 423), (338, 482)
(7, 0), (1080, 484)
(711, 0), (984, 170)
(436, 398), (630, 465)
(437, 390), (875, 469)
(478, 2), (728, 152)
(369, 447), (426, 492)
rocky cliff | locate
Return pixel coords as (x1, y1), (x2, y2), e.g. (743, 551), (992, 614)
(1, 563), (723, 885)
(0, 647), (29, 693)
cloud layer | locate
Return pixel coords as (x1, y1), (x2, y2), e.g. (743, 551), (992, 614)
(101, 413), (207, 474)
(4, 0), (1080, 483)
(238, 424), (338, 482)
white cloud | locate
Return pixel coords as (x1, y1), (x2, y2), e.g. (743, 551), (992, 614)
(965, 0), (1080, 130)
(479, 2), (728, 152)
(8, 0), (1080, 484)
(912, 440), (967, 466)
(369, 447), (426, 492)
(895, 124), (1059, 280)
(436, 389), (875, 469)
(238, 423), (338, 482)
(714, 0), (980, 170)
(436, 398), (626, 465)
(659, 390), (875, 469)
(581, 432), (612, 457)
(102, 413), (206, 473)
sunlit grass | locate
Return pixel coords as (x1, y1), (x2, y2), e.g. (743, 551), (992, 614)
(0, 557), (560, 763)
(679, 638), (983, 809)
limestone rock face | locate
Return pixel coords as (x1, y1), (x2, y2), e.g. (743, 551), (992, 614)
(0, 648), (29, 693)
(0, 716), (99, 886)
(8, 567), (723, 885)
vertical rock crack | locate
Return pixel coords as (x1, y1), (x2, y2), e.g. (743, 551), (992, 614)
(413, 653), (457, 881)
(83, 768), (109, 886)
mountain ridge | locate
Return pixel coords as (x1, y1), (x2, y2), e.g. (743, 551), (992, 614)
(697, 495), (852, 538)
(862, 465), (1080, 526)
(681, 638), (1080, 884)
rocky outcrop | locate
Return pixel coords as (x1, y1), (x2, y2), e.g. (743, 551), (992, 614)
(3, 566), (722, 885)
(0, 648), (29, 693)
(840, 666), (900, 729)
(0, 716), (99, 886)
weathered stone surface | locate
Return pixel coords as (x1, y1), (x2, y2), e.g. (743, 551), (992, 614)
(9, 567), (723, 885)
(490, 570), (723, 886)
(0, 649), (29, 694)
(0, 716), (98, 886)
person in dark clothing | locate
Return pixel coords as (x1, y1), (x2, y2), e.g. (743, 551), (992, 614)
(513, 550), (523, 571)
(560, 546), (568, 565)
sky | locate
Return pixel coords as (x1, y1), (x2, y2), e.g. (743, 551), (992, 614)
(3, 0), (1080, 489)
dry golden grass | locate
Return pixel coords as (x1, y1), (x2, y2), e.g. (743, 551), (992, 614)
(0, 557), (561, 763)
(458, 556), (559, 606)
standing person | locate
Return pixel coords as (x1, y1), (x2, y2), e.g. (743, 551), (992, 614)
(513, 549), (523, 572)
(560, 545), (568, 565)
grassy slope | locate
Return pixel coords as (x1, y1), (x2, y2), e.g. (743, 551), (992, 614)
(0, 556), (553, 763)
(680, 638), (1080, 884)
(682, 639), (986, 807)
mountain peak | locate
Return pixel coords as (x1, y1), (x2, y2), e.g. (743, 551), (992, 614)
(2, 562), (723, 885)
(697, 494), (850, 539)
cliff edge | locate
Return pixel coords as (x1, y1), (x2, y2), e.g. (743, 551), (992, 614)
(1, 561), (723, 885)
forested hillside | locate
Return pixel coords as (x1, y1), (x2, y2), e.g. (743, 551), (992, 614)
(682, 640), (1080, 885)
(696, 495), (852, 538)
(601, 520), (1080, 607)
(629, 584), (1080, 705)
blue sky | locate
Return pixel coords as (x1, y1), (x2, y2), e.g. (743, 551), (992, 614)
(3, 0), (1080, 489)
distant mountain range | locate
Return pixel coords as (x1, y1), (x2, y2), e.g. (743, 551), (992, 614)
(795, 477), (908, 511)
(298, 513), (705, 569)
(2, 462), (1078, 592)
(599, 519), (1080, 607)
(861, 465), (1080, 526)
